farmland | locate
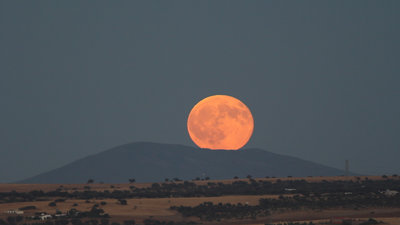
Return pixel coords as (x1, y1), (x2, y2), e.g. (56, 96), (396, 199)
(1, 176), (400, 225)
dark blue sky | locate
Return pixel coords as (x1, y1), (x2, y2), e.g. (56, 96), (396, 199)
(1, 1), (399, 182)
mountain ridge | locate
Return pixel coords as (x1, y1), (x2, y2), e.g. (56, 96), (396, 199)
(21, 142), (350, 183)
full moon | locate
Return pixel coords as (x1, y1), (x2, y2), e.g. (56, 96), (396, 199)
(187, 95), (254, 150)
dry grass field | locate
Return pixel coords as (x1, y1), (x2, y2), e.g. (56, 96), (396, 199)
(3, 198), (400, 225)
(0, 194), (293, 224)
(0, 194), (281, 216)
(1, 176), (399, 225)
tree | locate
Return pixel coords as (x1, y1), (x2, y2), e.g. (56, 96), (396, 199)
(87, 179), (94, 184)
(49, 202), (57, 207)
(7, 217), (15, 225)
(129, 179), (136, 183)
(55, 219), (69, 225)
(19, 206), (36, 210)
(118, 199), (127, 205)
(123, 220), (135, 225)
(151, 183), (161, 189)
(100, 219), (109, 225)
(86, 220), (99, 225)
(71, 219), (83, 225)
(15, 216), (24, 224)
(89, 206), (105, 217)
(365, 218), (378, 224)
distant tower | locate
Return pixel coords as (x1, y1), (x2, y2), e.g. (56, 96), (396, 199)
(345, 160), (349, 176)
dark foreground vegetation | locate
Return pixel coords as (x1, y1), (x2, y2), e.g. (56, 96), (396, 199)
(0, 218), (197, 225)
(1, 177), (400, 203)
(171, 202), (270, 220)
(265, 220), (380, 225)
(171, 192), (400, 221)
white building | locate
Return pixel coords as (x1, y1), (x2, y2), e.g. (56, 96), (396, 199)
(40, 214), (52, 220)
(384, 189), (399, 197)
(284, 188), (296, 192)
(5, 210), (24, 215)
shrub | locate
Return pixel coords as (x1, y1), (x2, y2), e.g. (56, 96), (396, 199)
(123, 220), (135, 225)
(118, 199), (127, 205)
(100, 219), (109, 225)
(49, 202), (57, 207)
(19, 206), (36, 210)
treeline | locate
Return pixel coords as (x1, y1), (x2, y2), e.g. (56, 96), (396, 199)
(1, 178), (400, 202)
(265, 218), (381, 225)
(142, 220), (196, 225)
(265, 223), (316, 225)
(0, 218), (196, 225)
(170, 202), (270, 221)
(171, 193), (400, 221)
(258, 193), (400, 210)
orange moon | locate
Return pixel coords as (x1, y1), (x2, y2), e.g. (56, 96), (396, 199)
(187, 95), (254, 150)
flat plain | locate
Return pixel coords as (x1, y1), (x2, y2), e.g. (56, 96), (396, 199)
(1, 176), (399, 225)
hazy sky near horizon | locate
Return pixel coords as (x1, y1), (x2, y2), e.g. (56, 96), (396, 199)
(1, 1), (399, 182)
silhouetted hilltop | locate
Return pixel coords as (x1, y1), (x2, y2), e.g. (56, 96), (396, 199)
(21, 142), (349, 183)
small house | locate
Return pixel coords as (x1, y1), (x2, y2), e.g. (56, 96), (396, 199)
(5, 210), (24, 215)
(40, 214), (52, 220)
(284, 188), (296, 192)
(384, 189), (399, 197)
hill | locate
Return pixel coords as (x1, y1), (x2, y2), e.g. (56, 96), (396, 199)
(21, 142), (348, 183)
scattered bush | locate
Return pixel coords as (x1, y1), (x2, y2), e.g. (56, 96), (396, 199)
(118, 199), (127, 205)
(19, 205), (36, 210)
(49, 202), (57, 207)
(123, 220), (135, 225)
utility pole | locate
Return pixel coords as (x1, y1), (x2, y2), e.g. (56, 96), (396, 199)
(345, 160), (349, 176)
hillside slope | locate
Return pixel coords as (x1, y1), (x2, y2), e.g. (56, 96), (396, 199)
(21, 142), (348, 183)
